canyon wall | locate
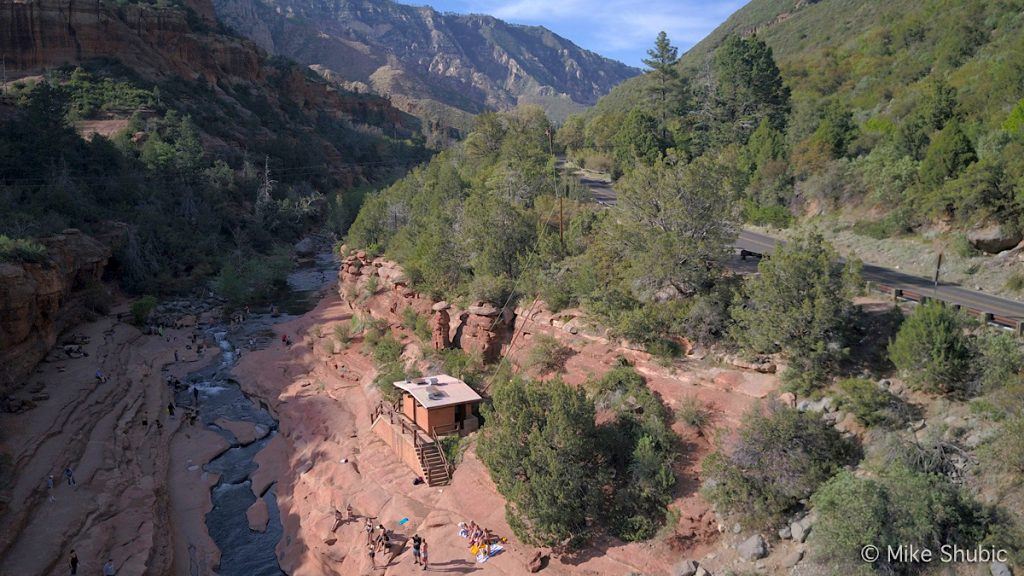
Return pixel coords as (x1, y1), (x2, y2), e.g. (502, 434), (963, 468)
(0, 227), (121, 393)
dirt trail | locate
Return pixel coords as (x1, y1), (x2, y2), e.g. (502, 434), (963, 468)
(0, 305), (221, 575)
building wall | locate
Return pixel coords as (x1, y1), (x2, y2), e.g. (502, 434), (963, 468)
(370, 417), (425, 477)
(425, 405), (456, 434)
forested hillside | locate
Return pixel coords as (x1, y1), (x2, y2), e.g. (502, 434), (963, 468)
(565, 0), (1024, 251)
(0, 0), (428, 298)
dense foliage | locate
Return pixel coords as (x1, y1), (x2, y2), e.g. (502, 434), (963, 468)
(564, 0), (1024, 237)
(478, 367), (677, 547)
(731, 232), (861, 391)
(0, 64), (425, 299)
(702, 402), (857, 527)
(811, 467), (988, 575)
(888, 301), (976, 396)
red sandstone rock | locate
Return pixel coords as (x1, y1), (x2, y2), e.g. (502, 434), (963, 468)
(431, 309), (451, 351)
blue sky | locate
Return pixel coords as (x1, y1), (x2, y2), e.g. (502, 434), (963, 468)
(418, 0), (747, 68)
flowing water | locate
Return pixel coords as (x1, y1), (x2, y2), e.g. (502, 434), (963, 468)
(180, 251), (338, 575)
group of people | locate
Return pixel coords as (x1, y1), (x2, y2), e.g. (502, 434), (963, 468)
(459, 520), (504, 560)
(68, 550), (116, 575)
(361, 518), (429, 570)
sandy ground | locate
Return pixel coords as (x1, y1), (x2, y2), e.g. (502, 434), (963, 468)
(0, 303), (224, 576)
(231, 275), (786, 575)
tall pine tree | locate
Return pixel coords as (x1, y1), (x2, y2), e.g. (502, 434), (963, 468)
(643, 31), (683, 142)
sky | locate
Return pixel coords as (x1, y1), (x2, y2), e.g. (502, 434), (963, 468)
(418, 0), (747, 68)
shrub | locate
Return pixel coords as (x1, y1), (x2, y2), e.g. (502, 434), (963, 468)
(834, 378), (905, 428)
(525, 334), (574, 375)
(479, 376), (603, 549)
(676, 396), (713, 433)
(979, 416), (1024, 478)
(588, 367), (677, 542)
(703, 402), (857, 527)
(888, 301), (975, 396)
(371, 333), (404, 366)
(731, 232), (860, 393)
(401, 307), (431, 342)
(811, 467), (988, 574)
(130, 295), (157, 325)
(0, 235), (47, 264)
(1006, 272), (1024, 293)
(977, 330), (1024, 393)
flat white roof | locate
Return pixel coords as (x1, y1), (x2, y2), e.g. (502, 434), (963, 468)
(394, 374), (483, 409)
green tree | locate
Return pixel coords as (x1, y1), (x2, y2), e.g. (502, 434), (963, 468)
(977, 330), (1024, 393)
(813, 100), (857, 158)
(1003, 98), (1024, 136)
(731, 232), (861, 391)
(703, 402), (856, 527)
(888, 300), (975, 395)
(712, 35), (791, 142)
(614, 109), (665, 166)
(609, 155), (741, 300)
(812, 467), (987, 574)
(642, 31), (684, 141)
(919, 120), (976, 188)
(478, 376), (603, 548)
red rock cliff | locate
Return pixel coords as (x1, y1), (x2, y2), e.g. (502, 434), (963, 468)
(0, 228), (118, 392)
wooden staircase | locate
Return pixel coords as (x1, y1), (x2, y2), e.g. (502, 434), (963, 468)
(417, 441), (451, 487)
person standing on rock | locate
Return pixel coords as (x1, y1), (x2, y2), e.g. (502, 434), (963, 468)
(420, 539), (428, 571)
(63, 467), (76, 487)
(367, 543), (376, 568)
(46, 474), (56, 502)
(167, 402), (175, 417)
(102, 558), (115, 576)
(411, 534), (423, 566)
(69, 549), (78, 575)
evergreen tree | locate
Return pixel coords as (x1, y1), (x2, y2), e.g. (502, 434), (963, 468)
(888, 300), (975, 395)
(712, 34), (791, 143)
(642, 31), (683, 141)
(731, 232), (860, 391)
(478, 376), (604, 548)
(919, 120), (976, 188)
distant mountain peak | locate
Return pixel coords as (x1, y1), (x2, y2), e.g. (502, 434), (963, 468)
(213, 0), (640, 141)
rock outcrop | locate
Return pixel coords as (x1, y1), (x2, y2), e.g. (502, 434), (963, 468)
(0, 228), (117, 392)
(967, 222), (1023, 254)
(456, 303), (512, 363)
(430, 301), (451, 351)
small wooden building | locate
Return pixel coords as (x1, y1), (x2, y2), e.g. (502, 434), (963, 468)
(394, 374), (482, 436)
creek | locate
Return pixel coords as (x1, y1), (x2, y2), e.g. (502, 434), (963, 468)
(179, 251), (337, 575)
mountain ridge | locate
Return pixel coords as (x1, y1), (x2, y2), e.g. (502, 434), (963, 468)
(212, 0), (641, 138)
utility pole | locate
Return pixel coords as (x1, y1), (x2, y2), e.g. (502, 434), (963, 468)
(933, 252), (943, 296)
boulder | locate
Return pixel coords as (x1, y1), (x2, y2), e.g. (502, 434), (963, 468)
(791, 518), (811, 543)
(737, 534), (767, 561)
(431, 301), (450, 312)
(991, 561), (1012, 576)
(527, 550), (547, 573)
(778, 525), (792, 540)
(967, 223), (1022, 254)
(675, 559), (699, 576)
(294, 236), (316, 257)
(247, 498), (269, 532)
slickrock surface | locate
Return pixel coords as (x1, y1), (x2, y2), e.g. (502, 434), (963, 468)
(0, 304), (222, 575)
(226, 262), (783, 575)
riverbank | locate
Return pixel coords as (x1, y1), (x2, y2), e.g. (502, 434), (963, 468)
(0, 302), (223, 575)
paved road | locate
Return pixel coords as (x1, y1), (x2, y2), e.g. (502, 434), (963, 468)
(565, 163), (1024, 328)
(739, 230), (1024, 327)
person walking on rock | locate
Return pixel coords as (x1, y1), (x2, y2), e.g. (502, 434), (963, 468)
(69, 549), (78, 575)
(46, 474), (56, 502)
(63, 467), (75, 487)
(420, 539), (428, 571)
(102, 558), (115, 575)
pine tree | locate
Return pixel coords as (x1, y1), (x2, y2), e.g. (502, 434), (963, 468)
(643, 31), (683, 141)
